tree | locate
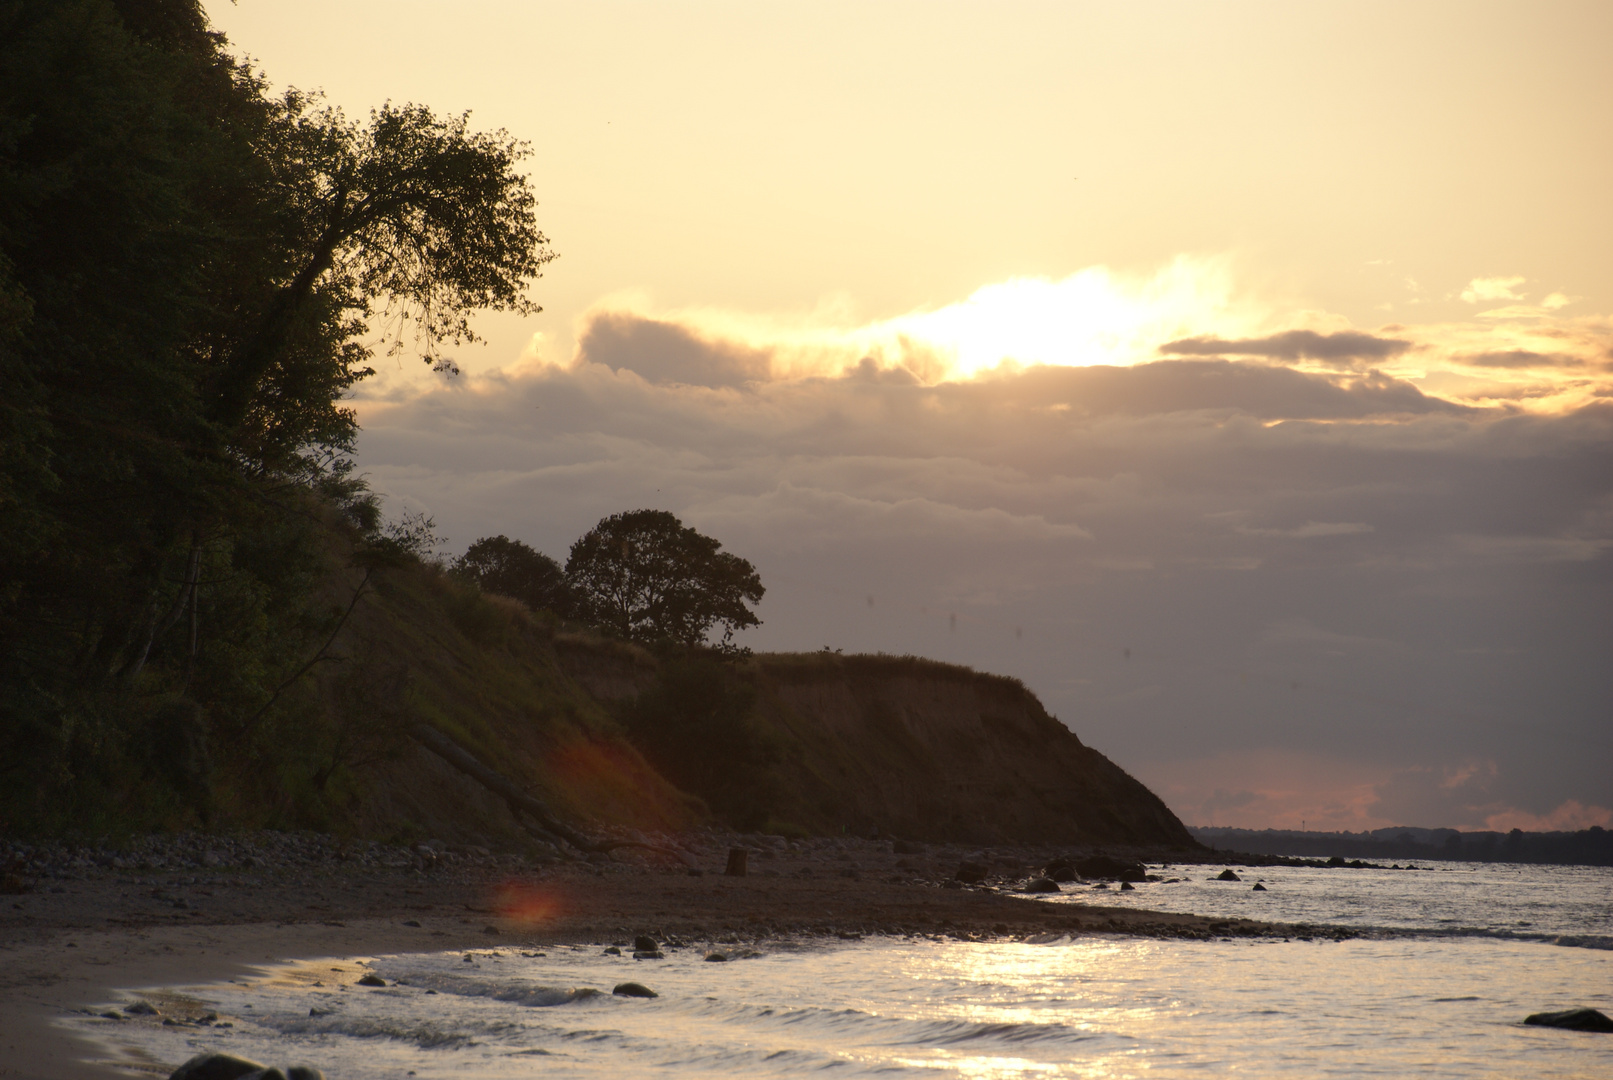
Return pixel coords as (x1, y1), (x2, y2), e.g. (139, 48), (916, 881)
(564, 510), (763, 647)
(0, 0), (556, 830)
(450, 535), (570, 614)
(211, 94), (554, 435)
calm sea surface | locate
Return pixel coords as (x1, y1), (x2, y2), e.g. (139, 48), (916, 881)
(72, 861), (1613, 1079)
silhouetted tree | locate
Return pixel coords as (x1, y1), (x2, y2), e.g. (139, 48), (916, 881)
(564, 510), (763, 647)
(451, 535), (570, 613)
(0, 0), (554, 830)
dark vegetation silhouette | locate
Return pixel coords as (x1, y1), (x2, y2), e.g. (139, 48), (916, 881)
(0, 0), (551, 832)
(450, 535), (572, 616)
(563, 510), (764, 649)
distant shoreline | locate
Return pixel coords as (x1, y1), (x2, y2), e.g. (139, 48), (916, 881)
(1190, 825), (1613, 867)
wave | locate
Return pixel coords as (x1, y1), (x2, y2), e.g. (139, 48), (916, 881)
(657, 994), (1095, 1050)
(387, 971), (606, 1007)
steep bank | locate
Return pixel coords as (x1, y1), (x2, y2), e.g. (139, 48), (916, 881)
(753, 654), (1194, 846)
(552, 641), (1194, 849)
(158, 556), (1195, 852)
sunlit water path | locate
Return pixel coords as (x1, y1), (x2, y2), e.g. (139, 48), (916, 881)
(72, 862), (1612, 1079)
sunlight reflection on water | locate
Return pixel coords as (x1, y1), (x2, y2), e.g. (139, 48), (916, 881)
(74, 931), (1612, 1079)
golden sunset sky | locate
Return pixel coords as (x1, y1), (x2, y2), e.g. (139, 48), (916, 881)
(210, 1), (1612, 833)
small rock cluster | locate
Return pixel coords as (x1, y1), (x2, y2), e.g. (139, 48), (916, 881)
(0, 832), (534, 886)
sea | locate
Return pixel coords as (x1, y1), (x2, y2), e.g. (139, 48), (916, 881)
(70, 860), (1613, 1079)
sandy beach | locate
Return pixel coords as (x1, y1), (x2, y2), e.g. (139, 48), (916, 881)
(0, 834), (1337, 1079)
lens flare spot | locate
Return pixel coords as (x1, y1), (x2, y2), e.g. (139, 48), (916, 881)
(494, 882), (561, 925)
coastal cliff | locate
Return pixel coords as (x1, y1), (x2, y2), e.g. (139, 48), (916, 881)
(150, 559), (1197, 852)
(548, 636), (1195, 849)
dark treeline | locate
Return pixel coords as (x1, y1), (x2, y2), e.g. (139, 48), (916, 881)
(1192, 826), (1613, 867)
(0, 0), (549, 832)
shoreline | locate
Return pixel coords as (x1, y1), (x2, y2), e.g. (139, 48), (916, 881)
(0, 834), (1352, 1080)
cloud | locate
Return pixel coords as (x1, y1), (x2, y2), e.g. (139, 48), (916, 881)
(1461, 276), (1528, 303)
(1158, 329), (1413, 365)
(995, 360), (1464, 418)
(1236, 521), (1375, 539)
(578, 311), (771, 386)
(1484, 799), (1613, 832)
(1460, 350), (1580, 369)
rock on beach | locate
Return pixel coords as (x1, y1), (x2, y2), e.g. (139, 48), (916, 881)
(169, 1053), (325, 1080)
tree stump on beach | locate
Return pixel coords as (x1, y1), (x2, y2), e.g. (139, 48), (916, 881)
(725, 848), (748, 876)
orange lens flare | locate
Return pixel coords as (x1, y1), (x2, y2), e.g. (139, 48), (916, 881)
(493, 881), (562, 925)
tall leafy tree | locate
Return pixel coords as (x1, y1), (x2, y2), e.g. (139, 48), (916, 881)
(565, 510), (764, 647)
(0, 0), (554, 830)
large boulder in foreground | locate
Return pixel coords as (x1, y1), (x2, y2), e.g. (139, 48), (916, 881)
(1524, 1008), (1613, 1033)
(170, 1055), (325, 1080)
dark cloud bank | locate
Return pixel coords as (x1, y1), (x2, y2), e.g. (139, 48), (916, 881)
(358, 313), (1613, 830)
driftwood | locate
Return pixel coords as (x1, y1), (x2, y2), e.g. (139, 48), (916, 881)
(409, 723), (671, 858)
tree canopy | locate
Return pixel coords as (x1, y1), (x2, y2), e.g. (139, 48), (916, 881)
(451, 535), (570, 614)
(0, 0), (552, 831)
(564, 510), (764, 647)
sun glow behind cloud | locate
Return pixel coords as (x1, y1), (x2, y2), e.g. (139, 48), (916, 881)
(522, 257), (1611, 415)
(854, 256), (1263, 380)
(542, 256), (1270, 385)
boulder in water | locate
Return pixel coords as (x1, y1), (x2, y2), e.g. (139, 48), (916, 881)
(633, 935), (658, 953)
(356, 974), (386, 987)
(1523, 1007), (1613, 1033)
(613, 981), (658, 998)
(1023, 877), (1060, 893)
(1216, 869), (1241, 882)
(1119, 881), (1135, 891)
(1252, 882), (1267, 891)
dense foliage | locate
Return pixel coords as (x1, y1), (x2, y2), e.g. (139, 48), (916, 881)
(449, 535), (571, 615)
(563, 510), (764, 648)
(0, 0), (551, 832)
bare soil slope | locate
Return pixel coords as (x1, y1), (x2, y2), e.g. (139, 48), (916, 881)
(746, 654), (1194, 846)
(289, 560), (1192, 852)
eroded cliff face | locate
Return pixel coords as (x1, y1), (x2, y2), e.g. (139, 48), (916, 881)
(549, 644), (1196, 849)
(744, 655), (1194, 848)
(321, 566), (1189, 850)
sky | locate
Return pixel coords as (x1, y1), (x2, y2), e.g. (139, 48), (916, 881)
(209, 1), (1613, 833)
